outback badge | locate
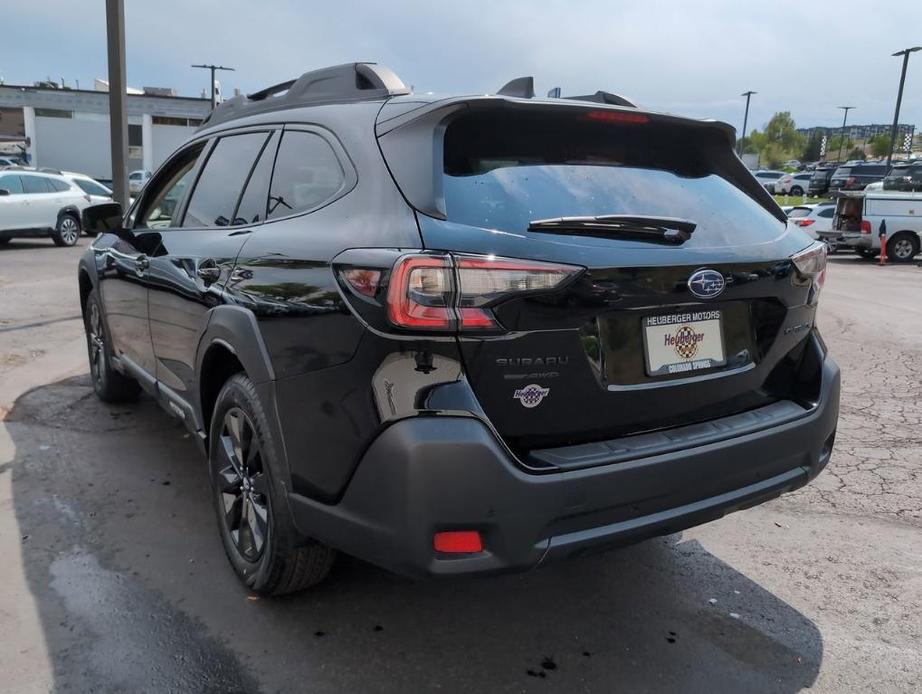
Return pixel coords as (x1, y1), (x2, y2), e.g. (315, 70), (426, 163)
(513, 383), (550, 408)
(687, 269), (725, 299)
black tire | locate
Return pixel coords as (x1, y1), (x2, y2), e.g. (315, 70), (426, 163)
(84, 230), (98, 237)
(791, 186), (804, 196)
(887, 232), (919, 263)
(52, 213), (80, 246)
(209, 373), (335, 595)
(0, 237), (10, 246)
(83, 289), (141, 402)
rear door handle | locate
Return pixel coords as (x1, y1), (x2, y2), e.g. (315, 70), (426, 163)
(197, 260), (221, 285)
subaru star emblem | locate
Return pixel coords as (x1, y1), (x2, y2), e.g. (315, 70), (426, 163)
(687, 269), (725, 299)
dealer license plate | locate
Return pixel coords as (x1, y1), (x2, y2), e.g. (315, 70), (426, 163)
(643, 310), (726, 377)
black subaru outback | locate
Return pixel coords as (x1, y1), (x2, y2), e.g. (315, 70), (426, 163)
(78, 63), (839, 594)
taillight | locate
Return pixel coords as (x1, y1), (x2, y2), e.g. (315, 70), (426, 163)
(386, 253), (581, 331)
(386, 255), (454, 330)
(791, 241), (827, 305)
(860, 220), (872, 234)
(846, 176), (855, 187)
(796, 219), (815, 227)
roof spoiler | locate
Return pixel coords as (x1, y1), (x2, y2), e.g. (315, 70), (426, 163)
(496, 77), (637, 108)
(199, 62), (411, 130)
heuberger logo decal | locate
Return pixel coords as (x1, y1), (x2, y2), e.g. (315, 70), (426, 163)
(665, 325), (705, 359)
(513, 384), (550, 408)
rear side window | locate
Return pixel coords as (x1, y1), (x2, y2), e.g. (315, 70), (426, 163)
(232, 132), (278, 225)
(857, 166), (886, 175)
(183, 132), (270, 228)
(0, 174), (24, 194)
(787, 207), (811, 218)
(833, 167), (852, 176)
(818, 207), (834, 218)
(442, 111), (784, 248)
(74, 178), (112, 196)
(48, 178), (71, 192)
(267, 131), (344, 220)
(21, 175), (52, 193)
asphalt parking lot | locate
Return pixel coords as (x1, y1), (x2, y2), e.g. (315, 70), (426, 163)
(1, 238), (920, 693)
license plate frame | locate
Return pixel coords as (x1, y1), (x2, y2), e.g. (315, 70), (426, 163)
(642, 310), (727, 377)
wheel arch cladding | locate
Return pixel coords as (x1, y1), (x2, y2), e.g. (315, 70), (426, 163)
(57, 205), (81, 224)
(195, 305), (278, 438)
(78, 268), (93, 315)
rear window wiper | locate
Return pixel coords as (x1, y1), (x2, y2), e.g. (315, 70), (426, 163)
(528, 215), (696, 244)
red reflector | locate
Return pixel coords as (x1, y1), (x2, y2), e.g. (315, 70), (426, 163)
(434, 531), (483, 554)
(341, 268), (381, 297)
(584, 110), (649, 124)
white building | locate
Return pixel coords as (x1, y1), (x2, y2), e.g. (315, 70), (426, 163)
(0, 82), (211, 180)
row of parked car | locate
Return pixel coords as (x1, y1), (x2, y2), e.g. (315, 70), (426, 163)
(785, 189), (922, 262)
(755, 160), (922, 196)
(0, 166), (115, 246)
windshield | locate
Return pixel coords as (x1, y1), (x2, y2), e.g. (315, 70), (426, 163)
(442, 112), (784, 249)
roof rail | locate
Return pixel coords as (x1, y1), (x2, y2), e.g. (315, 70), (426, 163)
(565, 91), (637, 108)
(199, 62), (411, 130)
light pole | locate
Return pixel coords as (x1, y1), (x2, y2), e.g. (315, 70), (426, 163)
(738, 90), (756, 155)
(886, 47), (921, 167)
(191, 64), (235, 110)
(836, 106), (854, 163)
(104, 0), (128, 208)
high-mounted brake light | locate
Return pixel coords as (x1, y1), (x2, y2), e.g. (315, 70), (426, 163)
(386, 253), (580, 331)
(584, 110), (649, 124)
(791, 241), (827, 305)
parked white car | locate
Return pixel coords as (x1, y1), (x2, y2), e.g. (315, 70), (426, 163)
(775, 172), (814, 196)
(0, 170), (89, 246)
(753, 169), (786, 193)
(789, 203), (839, 251)
(837, 191), (922, 262)
(128, 169), (152, 195)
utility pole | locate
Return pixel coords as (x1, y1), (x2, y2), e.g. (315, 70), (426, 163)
(836, 106), (854, 163)
(191, 64), (235, 109)
(105, 0), (128, 208)
(886, 47), (921, 168)
(738, 90), (756, 155)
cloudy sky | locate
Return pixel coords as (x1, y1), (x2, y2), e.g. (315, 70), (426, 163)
(4, 0), (922, 133)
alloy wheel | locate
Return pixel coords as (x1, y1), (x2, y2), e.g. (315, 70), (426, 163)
(59, 216), (79, 245)
(892, 238), (914, 260)
(217, 408), (270, 562)
(87, 302), (106, 388)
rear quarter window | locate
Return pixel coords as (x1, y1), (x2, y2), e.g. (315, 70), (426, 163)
(267, 131), (345, 220)
(441, 111), (784, 248)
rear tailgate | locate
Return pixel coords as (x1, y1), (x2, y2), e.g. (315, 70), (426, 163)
(378, 99), (819, 453)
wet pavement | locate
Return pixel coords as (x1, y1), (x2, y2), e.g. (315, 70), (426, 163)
(1, 239), (920, 693)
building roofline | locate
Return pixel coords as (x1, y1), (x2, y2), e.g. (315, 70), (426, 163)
(0, 83), (209, 104)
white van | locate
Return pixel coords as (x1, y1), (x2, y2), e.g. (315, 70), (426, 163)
(836, 190), (922, 262)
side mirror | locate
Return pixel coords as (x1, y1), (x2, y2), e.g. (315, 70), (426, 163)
(84, 202), (125, 234)
(0, 188), (10, 196)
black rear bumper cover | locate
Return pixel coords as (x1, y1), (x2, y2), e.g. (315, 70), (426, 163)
(289, 353), (839, 579)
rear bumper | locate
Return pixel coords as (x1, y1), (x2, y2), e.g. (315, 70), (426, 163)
(290, 352), (840, 579)
(842, 232), (872, 249)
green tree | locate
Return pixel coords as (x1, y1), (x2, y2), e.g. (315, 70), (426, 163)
(801, 131), (823, 161)
(869, 133), (892, 158)
(764, 112), (805, 152)
(847, 147), (866, 161)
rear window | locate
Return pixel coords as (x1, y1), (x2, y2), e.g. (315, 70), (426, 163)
(442, 111), (784, 247)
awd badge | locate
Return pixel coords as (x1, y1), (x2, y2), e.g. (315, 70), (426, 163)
(513, 384), (550, 408)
